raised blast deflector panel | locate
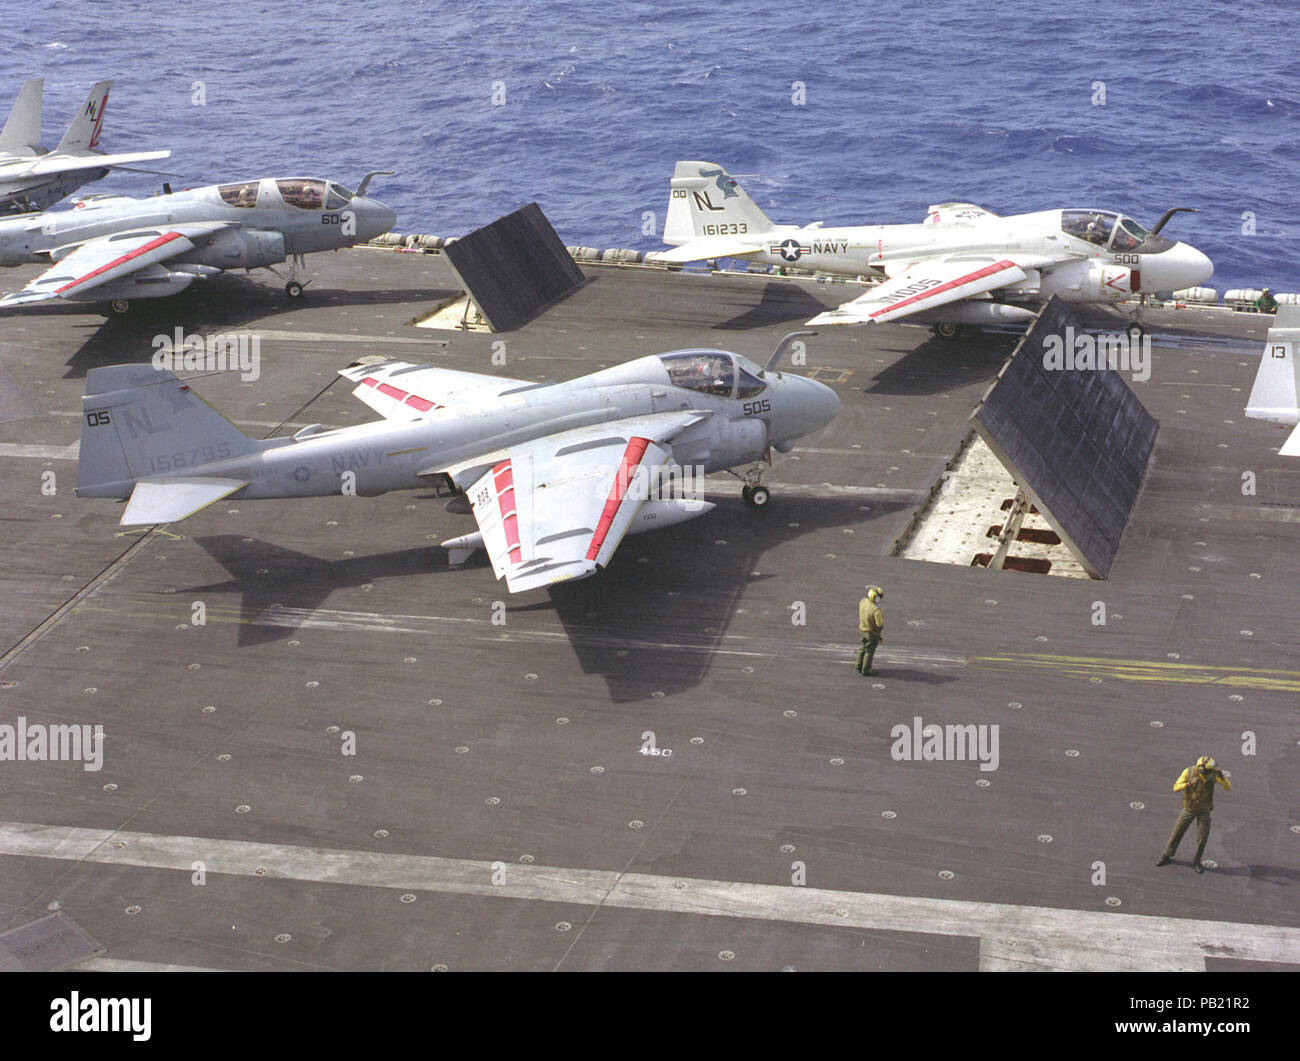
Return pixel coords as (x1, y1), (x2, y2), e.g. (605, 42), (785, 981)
(442, 202), (585, 332)
(970, 297), (1159, 579)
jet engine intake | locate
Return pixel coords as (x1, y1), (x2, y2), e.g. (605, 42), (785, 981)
(186, 228), (287, 269)
(1040, 259), (1138, 302)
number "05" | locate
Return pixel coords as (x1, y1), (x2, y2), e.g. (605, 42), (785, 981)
(85, 410), (111, 427)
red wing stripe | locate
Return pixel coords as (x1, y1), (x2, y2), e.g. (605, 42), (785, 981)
(587, 437), (651, 562)
(492, 460), (522, 564)
(867, 259), (1018, 319)
(360, 377), (441, 412)
(54, 231), (186, 294)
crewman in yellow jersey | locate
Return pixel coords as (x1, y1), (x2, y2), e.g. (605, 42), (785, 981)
(856, 585), (884, 676)
(1156, 755), (1231, 873)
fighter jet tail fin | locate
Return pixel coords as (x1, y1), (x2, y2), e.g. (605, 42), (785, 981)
(0, 77), (43, 152)
(55, 80), (111, 153)
(76, 364), (264, 504)
(664, 161), (776, 245)
(1245, 307), (1300, 455)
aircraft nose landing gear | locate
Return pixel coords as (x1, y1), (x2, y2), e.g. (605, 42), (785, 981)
(280, 254), (309, 298)
(736, 465), (771, 508)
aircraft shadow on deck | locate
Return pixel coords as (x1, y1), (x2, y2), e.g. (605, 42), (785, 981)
(188, 494), (903, 702)
(861, 331), (1018, 396)
(709, 279), (839, 331)
(40, 274), (461, 379)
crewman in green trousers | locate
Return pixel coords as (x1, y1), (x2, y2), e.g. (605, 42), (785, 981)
(856, 585), (884, 676)
(1157, 755), (1231, 873)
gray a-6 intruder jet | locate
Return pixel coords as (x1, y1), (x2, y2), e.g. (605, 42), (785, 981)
(0, 77), (171, 215)
(75, 336), (840, 593)
(0, 173), (396, 313)
(657, 161), (1213, 336)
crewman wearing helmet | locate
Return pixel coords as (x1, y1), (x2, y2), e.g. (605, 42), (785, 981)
(856, 586), (885, 677)
(1157, 755), (1231, 873)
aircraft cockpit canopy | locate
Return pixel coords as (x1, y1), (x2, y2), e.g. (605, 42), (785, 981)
(218, 181), (259, 208)
(1061, 209), (1119, 247)
(277, 178), (327, 210)
(660, 350), (767, 399)
(1062, 210), (1175, 254)
(326, 183), (354, 210)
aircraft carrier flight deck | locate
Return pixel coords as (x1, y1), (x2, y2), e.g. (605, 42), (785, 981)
(0, 248), (1296, 972)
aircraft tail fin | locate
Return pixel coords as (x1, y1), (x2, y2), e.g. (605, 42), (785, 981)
(55, 79), (111, 153)
(663, 161), (776, 245)
(1245, 307), (1300, 455)
(0, 77), (43, 152)
(76, 364), (264, 514)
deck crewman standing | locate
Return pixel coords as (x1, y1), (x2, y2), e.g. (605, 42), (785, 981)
(1157, 755), (1231, 873)
(856, 585), (885, 676)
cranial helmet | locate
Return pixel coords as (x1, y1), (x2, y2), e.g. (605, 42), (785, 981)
(867, 586), (884, 602)
(1196, 755), (1216, 771)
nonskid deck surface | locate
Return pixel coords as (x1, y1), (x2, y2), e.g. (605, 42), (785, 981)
(0, 251), (1295, 971)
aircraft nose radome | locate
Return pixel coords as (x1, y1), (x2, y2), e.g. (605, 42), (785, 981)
(795, 375), (840, 433)
(359, 199), (397, 239)
(812, 378), (841, 428)
(1185, 243), (1214, 285)
(1167, 242), (1213, 289)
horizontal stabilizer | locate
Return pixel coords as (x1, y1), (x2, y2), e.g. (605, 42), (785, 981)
(121, 477), (248, 525)
(21, 150), (171, 177)
(1281, 423), (1300, 458)
(652, 236), (767, 264)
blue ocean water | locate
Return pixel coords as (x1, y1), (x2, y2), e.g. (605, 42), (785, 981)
(3, 0), (1297, 292)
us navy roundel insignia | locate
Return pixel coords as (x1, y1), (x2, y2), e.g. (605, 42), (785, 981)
(778, 239), (803, 262)
(292, 466), (312, 482)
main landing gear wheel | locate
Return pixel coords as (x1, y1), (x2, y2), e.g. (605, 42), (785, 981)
(285, 280), (304, 298)
(108, 299), (130, 316)
(742, 484), (770, 507)
(934, 321), (963, 340)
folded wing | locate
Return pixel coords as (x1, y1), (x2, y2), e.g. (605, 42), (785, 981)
(453, 411), (709, 593)
(807, 256), (1028, 326)
(339, 360), (534, 420)
(0, 221), (234, 306)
